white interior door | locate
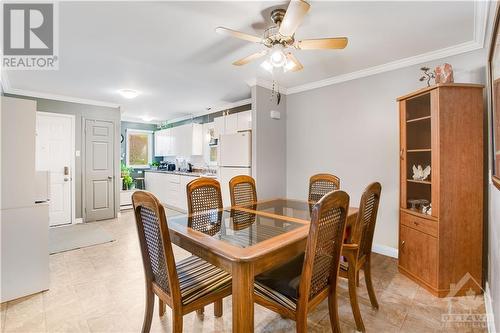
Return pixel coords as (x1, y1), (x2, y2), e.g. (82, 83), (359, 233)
(36, 112), (74, 226)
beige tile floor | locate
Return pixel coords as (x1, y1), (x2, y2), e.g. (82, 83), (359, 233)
(1, 211), (487, 333)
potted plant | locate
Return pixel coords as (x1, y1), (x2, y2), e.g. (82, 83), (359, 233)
(123, 175), (134, 190)
(150, 161), (160, 170)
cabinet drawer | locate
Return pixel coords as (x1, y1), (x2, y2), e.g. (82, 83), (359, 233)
(399, 225), (438, 287)
(401, 211), (438, 237)
(164, 174), (180, 184)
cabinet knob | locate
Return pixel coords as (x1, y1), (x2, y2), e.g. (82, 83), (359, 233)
(401, 240), (405, 246)
(414, 221), (420, 226)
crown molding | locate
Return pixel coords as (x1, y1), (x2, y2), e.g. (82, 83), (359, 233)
(285, 1), (489, 95)
(287, 40), (483, 95)
(120, 115), (161, 126)
(247, 78), (289, 95)
(1, 71), (120, 108)
(165, 98), (252, 124)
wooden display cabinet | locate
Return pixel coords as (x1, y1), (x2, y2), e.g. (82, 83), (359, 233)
(397, 83), (484, 297)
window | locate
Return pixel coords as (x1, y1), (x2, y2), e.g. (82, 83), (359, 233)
(126, 129), (152, 168)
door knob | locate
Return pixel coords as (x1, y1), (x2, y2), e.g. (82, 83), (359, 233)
(108, 176), (113, 180)
(64, 177), (69, 182)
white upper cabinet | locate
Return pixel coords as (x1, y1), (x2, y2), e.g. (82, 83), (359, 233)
(214, 116), (225, 137)
(224, 113), (238, 134)
(157, 123), (202, 157)
(237, 110), (252, 131)
(154, 128), (174, 156)
(214, 111), (252, 137)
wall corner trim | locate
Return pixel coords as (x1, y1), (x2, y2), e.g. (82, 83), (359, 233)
(485, 282), (497, 333)
(372, 244), (399, 259)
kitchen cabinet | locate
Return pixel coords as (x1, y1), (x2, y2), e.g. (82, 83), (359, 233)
(225, 113), (238, 134)
(237, 110), (252, 131)
(214, 110), (252, 137)
(154, 129), (173, 157)
(145, 171), (206, 212)
(214, 116), (225, 137)
(154, 124), (202, 157)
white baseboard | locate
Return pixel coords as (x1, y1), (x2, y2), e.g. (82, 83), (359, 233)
(372, 244), (399, 258)
(74, 218), (83, 224)
(485, 282), (497, 333)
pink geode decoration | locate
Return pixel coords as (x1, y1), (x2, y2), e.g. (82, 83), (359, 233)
(435, 63), (454, 84)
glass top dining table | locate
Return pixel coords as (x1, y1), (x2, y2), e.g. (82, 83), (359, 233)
(166, 198), (359, 333)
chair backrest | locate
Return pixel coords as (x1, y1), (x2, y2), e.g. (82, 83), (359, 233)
(351, 182), (382, 260)
(308, 173), (341, 204)
(299, 190), (350, 303)
(188, 210), (223, 236)
(132, 191), (181, 301)
(186, 177), (223, 214)
(230, 208), (257, 230)
(229, 175), (257, 207)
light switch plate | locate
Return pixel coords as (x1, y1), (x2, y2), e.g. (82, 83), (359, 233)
(270, 110), (281, 119)
(75, 150), (80, 157)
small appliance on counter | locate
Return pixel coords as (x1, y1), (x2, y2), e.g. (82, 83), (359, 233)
(158, 161), (176, 171)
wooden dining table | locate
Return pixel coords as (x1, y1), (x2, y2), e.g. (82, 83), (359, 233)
(167, 198), (358, 333)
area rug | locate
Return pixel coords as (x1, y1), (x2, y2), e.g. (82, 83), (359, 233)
(49, 223), (115, 254)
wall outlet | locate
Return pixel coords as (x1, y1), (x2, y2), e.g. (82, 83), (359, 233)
(270, 110), (281, 119)
(75, 150), (80, 157)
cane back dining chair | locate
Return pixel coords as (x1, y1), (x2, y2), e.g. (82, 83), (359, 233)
(185, 177), (225, 316)
(308, 173), (341, 204)
(253, 190), (350, 333)
(229, 175), (257, 207)
(132, 191), (231, 333)
(187, 177), (223, 213)
(340, 182), (382, 332)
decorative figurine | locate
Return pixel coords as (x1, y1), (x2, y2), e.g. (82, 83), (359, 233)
(412, 165), (431, 181)
(419, 67), (435, 87)
(435, 63), (454, 84)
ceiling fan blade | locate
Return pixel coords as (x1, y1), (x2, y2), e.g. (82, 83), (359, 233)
(296, 37), (348, 50)
(279, 0), (310, 38)
(286, 53), (303, 72)
(232, 50), (267, 66)
(215, 27), (262, 43)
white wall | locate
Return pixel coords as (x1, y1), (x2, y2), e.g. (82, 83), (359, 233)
(286, 49), (487, 251)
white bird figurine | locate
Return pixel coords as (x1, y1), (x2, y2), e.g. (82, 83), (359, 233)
(412, 165), (431, 181)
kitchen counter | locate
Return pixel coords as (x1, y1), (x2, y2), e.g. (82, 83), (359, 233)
(144, 169), (217, 178)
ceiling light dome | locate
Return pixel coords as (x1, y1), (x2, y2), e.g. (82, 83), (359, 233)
(269, 44), (286, 68)
(118, 89), (140, 99)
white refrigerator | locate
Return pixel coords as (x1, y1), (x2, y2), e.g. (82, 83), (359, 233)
(218, 131), (251, 207)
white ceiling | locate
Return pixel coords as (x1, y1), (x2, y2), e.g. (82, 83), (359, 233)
(3, 1), (481, 122)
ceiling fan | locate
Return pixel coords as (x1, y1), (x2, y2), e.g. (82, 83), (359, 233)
(215, 0), (348, 73)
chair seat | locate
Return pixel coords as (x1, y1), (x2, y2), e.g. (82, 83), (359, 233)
(176, 256), (231, 305)
(254, 254), (304, 311)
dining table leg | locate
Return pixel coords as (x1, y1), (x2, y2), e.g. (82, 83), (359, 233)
(232, 262), (254, 333)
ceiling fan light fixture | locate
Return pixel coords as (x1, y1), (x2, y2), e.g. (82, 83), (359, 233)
(260, 60), (274, 73)
(284, 60), (297, 72)
(269, 44), (287, 68)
